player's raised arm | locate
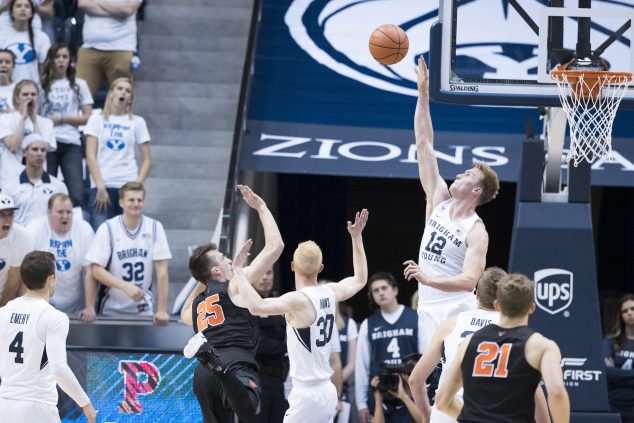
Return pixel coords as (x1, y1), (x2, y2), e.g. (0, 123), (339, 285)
(415, 56), (450, 209)
(435, 335), (469, 419)
(237, 185), (284, 284)
(409, 316), (456, 418)
(230, 239), (307, 317)
(328, 209), (369, 303)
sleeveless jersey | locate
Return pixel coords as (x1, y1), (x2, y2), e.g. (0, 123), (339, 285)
(0, 297), (60, 405)
(439, 308), (500, 391)
(87, 215), (172, 316)
(367, 306), (419, 378)
(418, 199), (481, 305)
(460, 325), (541, 423)
(287, 284), (337, 384)
(192, 280), (259, 366)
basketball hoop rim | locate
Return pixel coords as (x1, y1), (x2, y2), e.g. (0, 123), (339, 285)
(551, 66), (632, 83)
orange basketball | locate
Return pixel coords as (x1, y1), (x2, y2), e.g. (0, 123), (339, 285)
(368, 24), (409, 65)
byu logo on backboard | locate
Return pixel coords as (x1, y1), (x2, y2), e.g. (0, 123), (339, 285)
(534, 268), (573, 315)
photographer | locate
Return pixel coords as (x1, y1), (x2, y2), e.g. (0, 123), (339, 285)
(370, 355), (422, 423)
(355, 272), (424, 423)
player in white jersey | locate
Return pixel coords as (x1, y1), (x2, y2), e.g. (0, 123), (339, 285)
(403, 57), (500, 350)
(0, 250), (96, 422)
(408, 267), (505, 422)
(231, 209), (369, 423)
(85, 181), (171, 324)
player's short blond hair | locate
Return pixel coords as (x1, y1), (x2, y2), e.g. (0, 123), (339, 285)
(496, 273), (534, 318)
(477, 267), (507, 309)
(292, 241), (323, 277)
(474, 161), (499, 205)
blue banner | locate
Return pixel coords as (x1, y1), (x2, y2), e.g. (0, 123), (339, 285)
(243, 0), (634, 186)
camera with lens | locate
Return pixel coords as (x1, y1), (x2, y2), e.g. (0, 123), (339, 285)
(376, 372), (401, 395)
(374, 353), (422, 398)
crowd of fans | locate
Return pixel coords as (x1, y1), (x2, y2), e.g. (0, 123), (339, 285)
(0, 0), (168, 324)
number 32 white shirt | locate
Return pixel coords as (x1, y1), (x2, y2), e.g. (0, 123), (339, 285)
(85, 215), (171, 316)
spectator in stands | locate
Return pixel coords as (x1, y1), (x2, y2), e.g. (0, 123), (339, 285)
(0, 49), (15, 111)
(0, 193), (32, 307)
(41, 43), (94, 210)
(84, 77), (151, 230)
(76, 0), (142, 97)
(0, 0), (50, 84)
(254, 267), (289, 423)
(355, 272), (424, 423)
(0, 0), (52, 32)
(25, 193), (97, 321)
(0, 79), (55, 186)
(604, 294), (634, 423)
(85, 181), (171, 325)
(337, 300), (358, 423)
(2, 133), (67, 226)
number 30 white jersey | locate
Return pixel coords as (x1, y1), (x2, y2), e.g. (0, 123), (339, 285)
(85, 215), (172, 316)
(418, 199), (481, 305)
(286, 284), (337, 384)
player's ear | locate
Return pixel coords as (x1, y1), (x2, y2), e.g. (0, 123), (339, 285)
(493, 299), (502, 312)
(318, 263), (324, 273)
(290, 261), (295, 272)
(527, 302), (537, 315)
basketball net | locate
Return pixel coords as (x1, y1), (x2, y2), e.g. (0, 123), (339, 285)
(551, 66), (632, 166)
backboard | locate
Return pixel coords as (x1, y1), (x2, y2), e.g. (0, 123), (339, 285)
(429, 0), (634, 107)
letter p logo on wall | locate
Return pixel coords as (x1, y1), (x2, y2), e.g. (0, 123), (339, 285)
(118, 360), (161, 414)
(534, 268), (573, 315)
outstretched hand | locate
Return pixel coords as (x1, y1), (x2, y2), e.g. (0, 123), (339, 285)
(232, 238), (253, 271)
(237, 185), (266, 211)
(347, 209), (369, 238)
(403, 259), (428, 285)
(416, 55), (429, 99)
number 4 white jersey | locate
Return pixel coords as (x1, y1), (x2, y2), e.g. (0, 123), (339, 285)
(418, 199), (481, 305)
(287, 284), (337, 384)
(86, 215), (172, 316)
(0, 297), (60, 405)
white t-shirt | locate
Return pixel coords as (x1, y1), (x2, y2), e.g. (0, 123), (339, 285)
(0, 224), (32, 302)
(26, 216), (95, 315)
(0, 112), (56, 187)
(0, 26), (50, 84)
(0, 296), (90, 407)
(41, 78), (93, 145)
(82, 0), (142, 51)
(85, 215), (171, 316)
(0, 83), (15, 111)
(84, 111), (150, 188)
(3, 171), (69, 226)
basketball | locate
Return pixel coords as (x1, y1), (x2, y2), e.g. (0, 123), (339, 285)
(368, 24), (409, 65)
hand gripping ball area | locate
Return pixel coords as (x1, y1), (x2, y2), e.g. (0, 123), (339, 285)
(368, 24), (409, 65)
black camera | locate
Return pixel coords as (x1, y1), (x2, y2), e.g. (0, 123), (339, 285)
(376, 372), (401, 395)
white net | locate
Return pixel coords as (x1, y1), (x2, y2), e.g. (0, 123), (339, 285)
(551, 71), (631, 166)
